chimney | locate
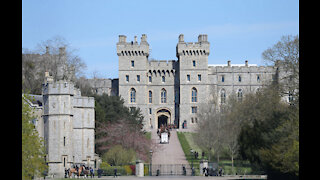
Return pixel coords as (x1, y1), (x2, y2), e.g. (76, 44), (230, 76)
(198, 34), (208, 42)
(119, 35), (127, 43)
(227, 60), (231, 67)
(141, 34), (147, 42)
(45, 46), (49, 54)
(59, 47), (66, 56)
(245, 60), (248, 67)
(134, 36), (137, 43)
(179, 34), (184, 42)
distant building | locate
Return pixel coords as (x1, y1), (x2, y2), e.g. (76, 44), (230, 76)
(116, 34), (289, 131)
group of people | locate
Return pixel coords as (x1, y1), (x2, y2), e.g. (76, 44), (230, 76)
(65, 164), (95, 178)
(157, 125), (171, 139)
(202, 167), (223, 177)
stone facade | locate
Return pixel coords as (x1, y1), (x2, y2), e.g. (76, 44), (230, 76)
(41, 73), (96, 177)
(117, 34), (284, 131)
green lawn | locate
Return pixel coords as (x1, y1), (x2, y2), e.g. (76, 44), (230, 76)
(177, 132), (253, 175)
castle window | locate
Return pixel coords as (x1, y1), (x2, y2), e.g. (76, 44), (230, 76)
(131, 60), (134, 67)
(187, 75), (190, 82)
(288, 91), (294, 103)
(149, 76), (152, 83)
(191, 106), (197, 114)
(126, 75), (129, 82)
(130, 88), (136, 103)
(191, 88), (197, 102)
(137, 75), (140, 82)
(221, 89), (226, 104)
(193, 60), (196, 67)
(195, 117), (198, 123)
(149, 91), (152, 103)
(149, 108), (152, 114)
(162, 76), (165, 83)
(64, 137), (66, 146)
(191, 117), (194, 123)
(198, 74), (201, 81)
(238, 75), (241, 82)
(257, 75), (260, 82)
(161, 89), (167, 103)
(221, 75), (225, 82)
(238, 89), (243, 102)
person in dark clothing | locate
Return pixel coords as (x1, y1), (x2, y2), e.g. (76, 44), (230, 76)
(90, 167), (94, 178)
(114, 168), (117, 178)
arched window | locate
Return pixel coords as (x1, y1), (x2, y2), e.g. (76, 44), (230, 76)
(221, 89), (226, 104)
(162, 76), (165, 82)
(130, 88), (136, 103)
(191, 88), (197, 102)
(149, 91), (152, 103)
(161, 89), (167, 103)
(237, 89), (243, 102)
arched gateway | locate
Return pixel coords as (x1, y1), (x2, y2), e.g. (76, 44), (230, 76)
(156, 108), (171, 129)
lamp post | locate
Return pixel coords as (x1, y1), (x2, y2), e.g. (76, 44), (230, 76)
(149, 150), (153, 176)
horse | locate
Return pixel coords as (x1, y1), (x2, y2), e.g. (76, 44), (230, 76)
(79, 165), (90, 178)
(68, 167), (80, 178)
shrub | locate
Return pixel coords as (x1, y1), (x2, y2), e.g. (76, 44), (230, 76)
(123, 165), (132, 175)
(100, 166), (126, 176)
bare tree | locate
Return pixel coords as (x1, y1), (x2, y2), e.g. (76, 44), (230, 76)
(22, 36), (87, 94)
(262, 35), (299, 104)
(194, 97), (226, 163)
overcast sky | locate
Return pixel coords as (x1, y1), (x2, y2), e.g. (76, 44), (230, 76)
(22, 0), (299, 79)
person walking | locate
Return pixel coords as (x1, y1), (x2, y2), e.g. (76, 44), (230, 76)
(90, 167), (94, 178)
(114, 167), (117, 178)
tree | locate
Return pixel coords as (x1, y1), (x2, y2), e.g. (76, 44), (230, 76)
(262, 35), (299, 105)
(102, 145), (136, 166)
(22, 36), (87, 94)
(237, 84), (299, 178)
(22, 94), (47, 179)
(223, 94), (242, 174)
(94, 94), (150, 162)
(194, 99), (226, 163)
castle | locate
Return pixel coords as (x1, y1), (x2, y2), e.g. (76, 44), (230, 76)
(116, 34), (284, 131)
(24, 48), (98, 178)
(23, 34), (291, 177)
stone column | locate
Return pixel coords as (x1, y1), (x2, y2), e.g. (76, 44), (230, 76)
(199, 159), (208, 176)
(135, 160), (144, 177)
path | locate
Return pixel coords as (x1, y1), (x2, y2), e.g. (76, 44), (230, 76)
(150, 129), (191, 175)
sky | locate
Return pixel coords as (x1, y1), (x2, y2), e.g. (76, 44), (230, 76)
(22, 0), (299, 79)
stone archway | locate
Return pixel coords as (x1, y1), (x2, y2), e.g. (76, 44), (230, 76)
(156, 108), (171, 129)
(158, 115), (168, 129)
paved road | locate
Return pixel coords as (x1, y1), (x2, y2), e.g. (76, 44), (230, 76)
(50, 175), (267, 180)
(151, 129), (189, 165)
(150, 129), (192, 176)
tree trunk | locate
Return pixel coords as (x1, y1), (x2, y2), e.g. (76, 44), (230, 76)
(231, 155), (234, 175)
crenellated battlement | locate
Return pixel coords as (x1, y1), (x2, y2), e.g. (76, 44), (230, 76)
(73, 96), (95, 108)
(42, 80), (75, 96)
(176, 34), (210, 57)
(116, 34), (149, 57)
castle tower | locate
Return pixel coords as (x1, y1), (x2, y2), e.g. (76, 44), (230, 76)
(117, 34), (149, 114)
(176, 34), (210, 129)
(42, 77), (74, 177)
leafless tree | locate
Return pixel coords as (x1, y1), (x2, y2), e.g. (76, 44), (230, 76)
(22, 36), (87, 94)
(262, 35), (299, 104)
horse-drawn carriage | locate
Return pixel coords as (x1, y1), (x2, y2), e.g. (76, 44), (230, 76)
(66, 163), (92, 178)
(157, 125), (170, 144)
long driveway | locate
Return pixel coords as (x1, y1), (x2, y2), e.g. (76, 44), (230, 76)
(150, 129), (191, 175)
